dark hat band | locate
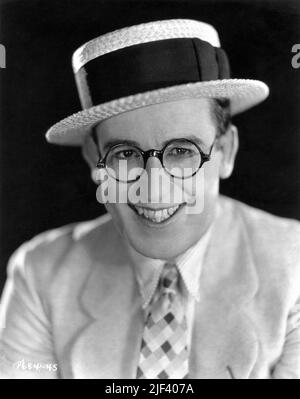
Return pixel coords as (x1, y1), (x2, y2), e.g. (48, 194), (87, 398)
(75, 38), (230, 109)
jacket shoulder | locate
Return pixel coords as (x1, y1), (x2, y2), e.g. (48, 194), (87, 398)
(231, 197), (300, 245)
(220, 196), (300, 300)
(220, 195), (300, 241)
(219, 195), (300, 270)
(5, 213), (114, 294)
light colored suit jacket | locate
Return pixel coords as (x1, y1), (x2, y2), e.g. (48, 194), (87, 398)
(0, 196), (300, 379)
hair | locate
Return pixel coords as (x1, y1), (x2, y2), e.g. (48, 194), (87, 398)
(211, 98), (231, 137)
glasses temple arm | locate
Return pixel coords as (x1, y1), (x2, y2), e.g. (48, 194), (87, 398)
(91, 127), (102, 161)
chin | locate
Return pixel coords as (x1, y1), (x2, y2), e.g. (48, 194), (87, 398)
(124, 215), (213, 260)
(128, 235), (186, 260)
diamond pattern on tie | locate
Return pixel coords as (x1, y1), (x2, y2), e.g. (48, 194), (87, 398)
(137, 263), (189, 379)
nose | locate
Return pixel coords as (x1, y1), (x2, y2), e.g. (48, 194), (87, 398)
(145, 155), (163, 173)
(141, 155), (169, 204)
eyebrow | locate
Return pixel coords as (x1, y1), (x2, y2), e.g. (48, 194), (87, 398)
(102, 139), (141, 152)
(101, 134), (208, 153)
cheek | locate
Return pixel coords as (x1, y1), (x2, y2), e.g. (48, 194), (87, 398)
(176, 157), (220, 214)
(105, 203), (130, 236)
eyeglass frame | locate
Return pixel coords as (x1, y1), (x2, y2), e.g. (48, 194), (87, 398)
(92, 128), (218, 183)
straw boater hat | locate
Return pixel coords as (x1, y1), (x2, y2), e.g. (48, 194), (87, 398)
(45, 19), (269, 146)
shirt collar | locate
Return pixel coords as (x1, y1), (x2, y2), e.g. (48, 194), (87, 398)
(126, 222), (213, 310)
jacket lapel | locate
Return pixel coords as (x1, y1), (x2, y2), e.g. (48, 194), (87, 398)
(189, 200), (259, 378)
(70, 219), (144, 379)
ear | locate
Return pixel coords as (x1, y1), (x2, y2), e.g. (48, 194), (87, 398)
(218, 124), (239, 179)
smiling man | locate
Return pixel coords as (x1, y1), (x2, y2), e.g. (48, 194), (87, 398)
(0, 19), (300, 379)
(91, 97), (234, 260)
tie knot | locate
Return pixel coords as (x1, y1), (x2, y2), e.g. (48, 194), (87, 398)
(160, 263), (179, 294)
(146, 262), (183, 322)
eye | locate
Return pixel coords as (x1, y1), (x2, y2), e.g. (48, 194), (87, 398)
(168, 147), (193, 156)
(115, 149), (135, 159)
(112, 147), (141, 160)
(166, 146), (197, 158)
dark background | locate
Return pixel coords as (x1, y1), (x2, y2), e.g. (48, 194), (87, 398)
(0, 0), (299, 293)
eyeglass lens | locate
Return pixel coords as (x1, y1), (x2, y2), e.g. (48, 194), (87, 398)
(105, 140), (203, 182)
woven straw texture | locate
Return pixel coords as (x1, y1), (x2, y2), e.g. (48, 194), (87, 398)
(72, 19), (220, 73)
(46, 79), (269, 146)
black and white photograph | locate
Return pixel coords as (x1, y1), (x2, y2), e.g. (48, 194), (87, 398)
(0, 0), (299, 381)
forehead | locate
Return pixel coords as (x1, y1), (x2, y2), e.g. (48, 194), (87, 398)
(95, 97), (216, 148)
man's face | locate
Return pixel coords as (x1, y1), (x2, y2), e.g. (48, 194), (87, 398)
(95, 98), (228, 259)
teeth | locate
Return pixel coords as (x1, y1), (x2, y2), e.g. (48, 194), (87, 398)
(156, 210), (162, 219)
(134, 205), (180, 223)
(162, 209), (168, 219)
(148, 210), (155, 218)
(168, 207), (176, 216)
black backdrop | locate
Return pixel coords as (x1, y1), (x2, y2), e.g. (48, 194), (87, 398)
(0, 0), (299, 293)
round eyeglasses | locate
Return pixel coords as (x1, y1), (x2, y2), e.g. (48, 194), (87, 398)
(96, 138), (216, 183)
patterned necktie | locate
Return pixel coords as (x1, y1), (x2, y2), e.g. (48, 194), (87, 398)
(136, 263), (189, 379)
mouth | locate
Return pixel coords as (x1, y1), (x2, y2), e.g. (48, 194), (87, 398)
(128, 203), (185, 224)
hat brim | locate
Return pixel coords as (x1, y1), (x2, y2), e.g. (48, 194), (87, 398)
(46, 79), (269, 146)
